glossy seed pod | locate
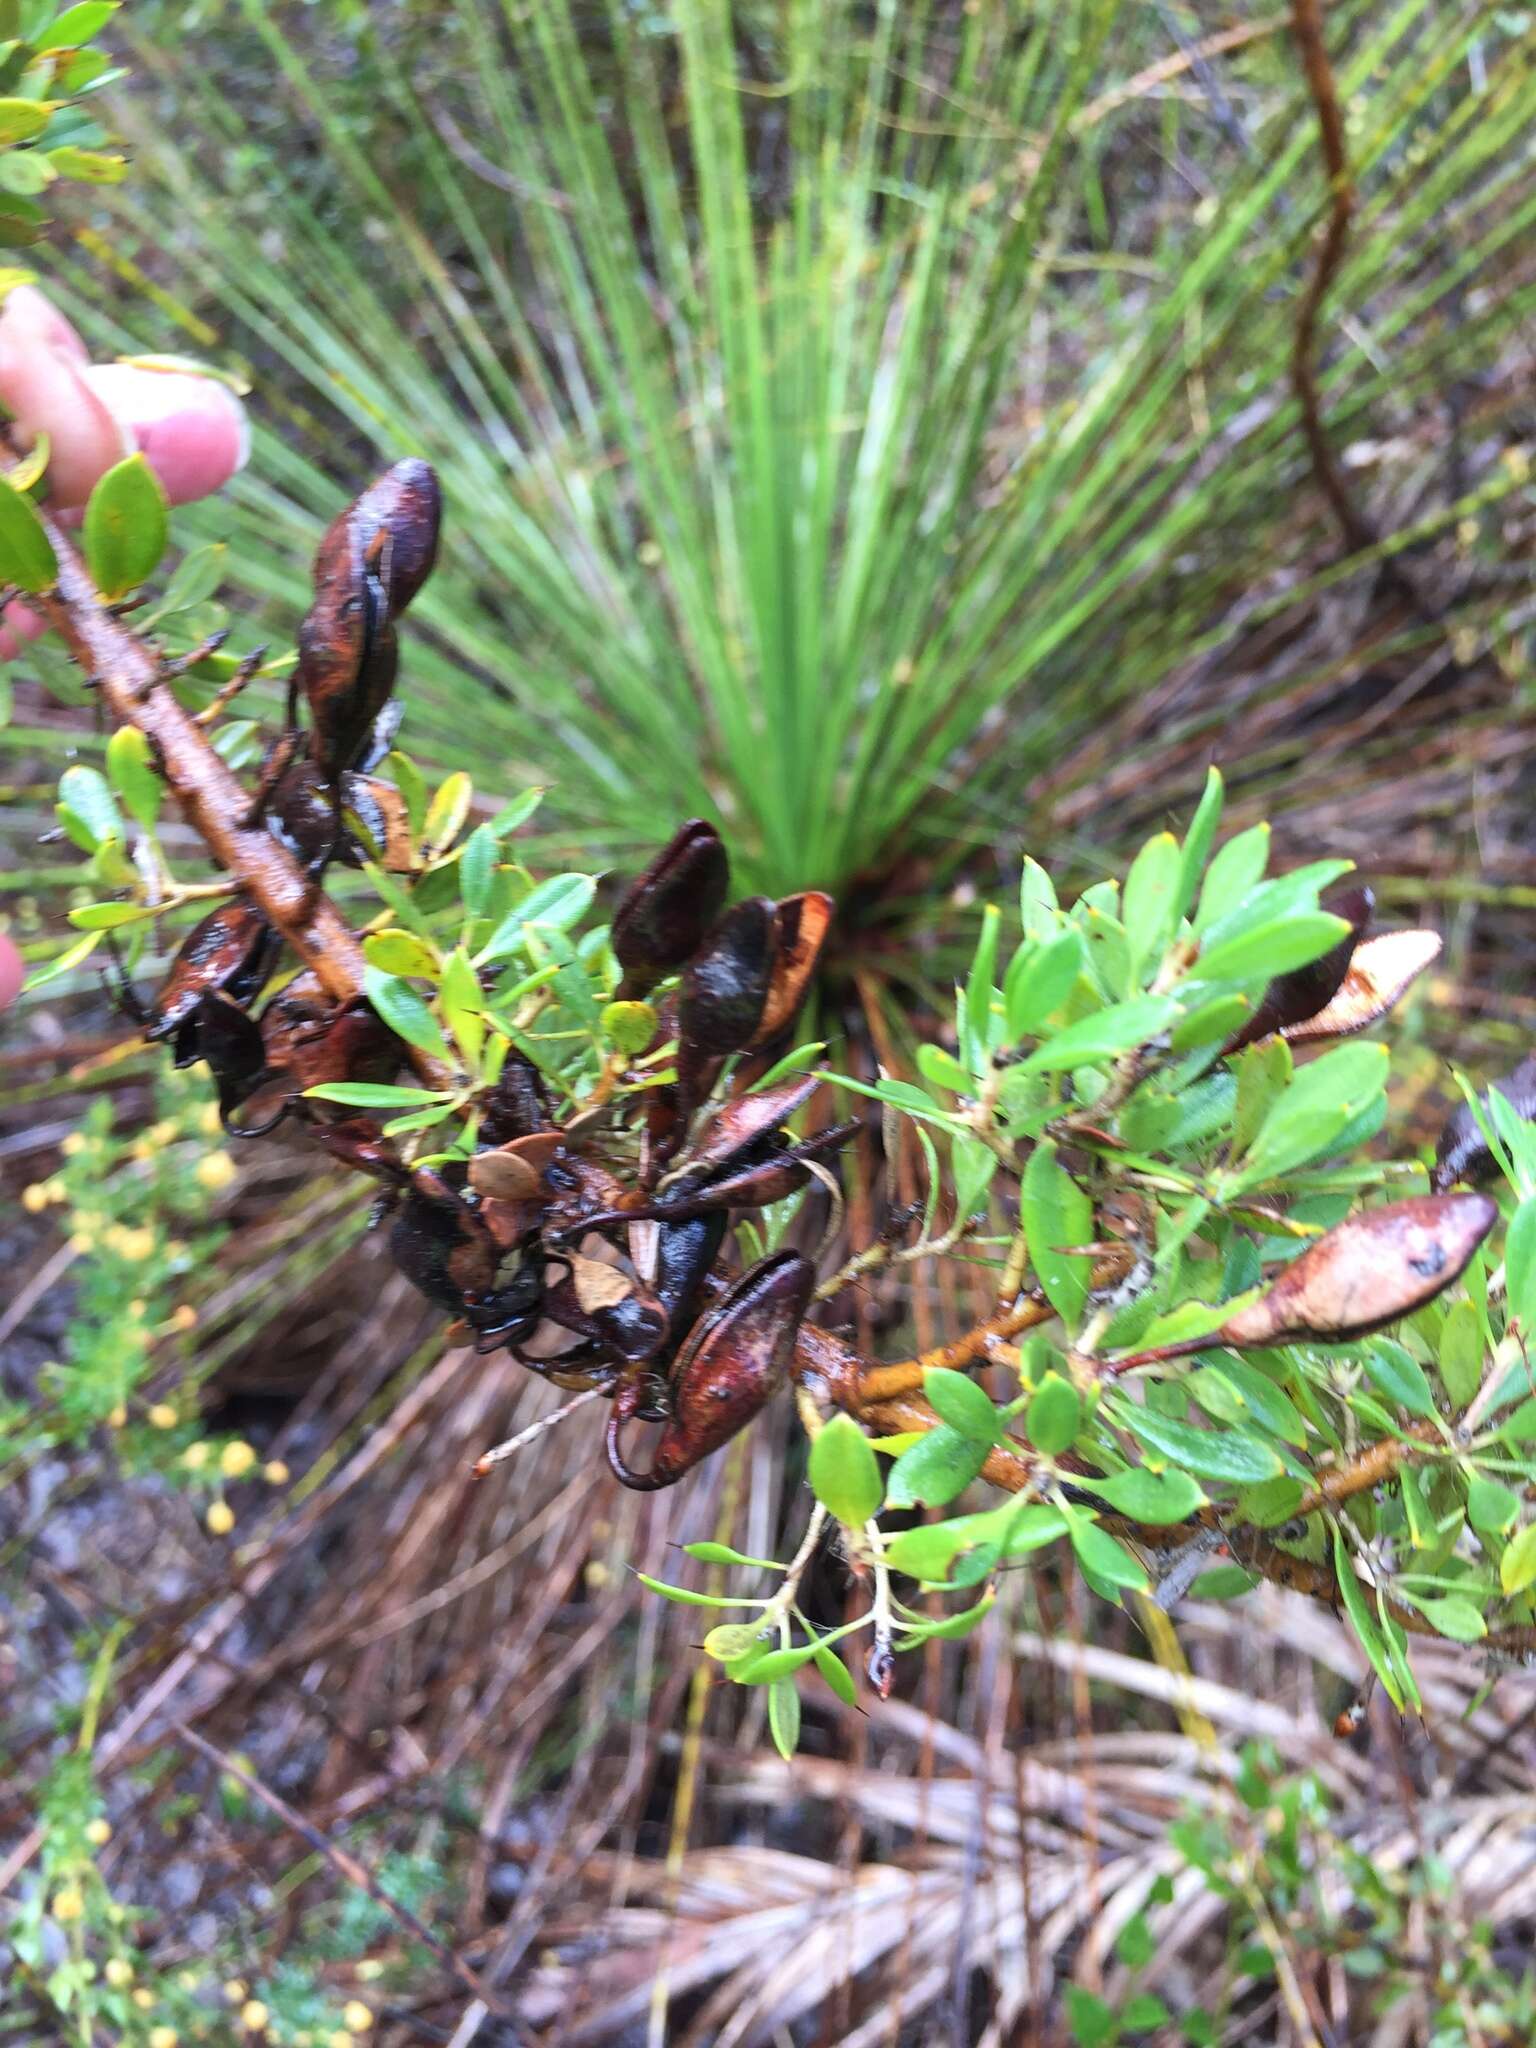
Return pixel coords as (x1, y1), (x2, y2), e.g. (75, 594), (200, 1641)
(1223, 885), (1374, 1055)
(606, 1250), (814, 1490)
(388, 1179), (499, 1318)
(1432, 1056), (1536, 1192)
(268, 757), (414, 873)
(347, 459), (442, 616)
(1282, 929), (1441, 1046)
(297, 505), (398, 782)
(754, 891), (833, 1046)
(541, 1253), (669, 1364)
(687, 1075), (821, 1172)
(679, 896), (777, 1055)
(612, 819), (730, 992)
(256, 972), (402, 1103)
(477, 1051), (555, 1147)
(184, 992), (268, 1126)
(1216, 1193), (1497, 1348)
(144, 901), (278, 1055)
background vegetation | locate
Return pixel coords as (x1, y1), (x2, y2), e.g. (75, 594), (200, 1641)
(3, 1), (1535, 2042)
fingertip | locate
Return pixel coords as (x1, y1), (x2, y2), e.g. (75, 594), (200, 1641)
(82, 363), (250, 506)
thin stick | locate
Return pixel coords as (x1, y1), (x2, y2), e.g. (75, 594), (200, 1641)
(472, 1386), (602, 1476)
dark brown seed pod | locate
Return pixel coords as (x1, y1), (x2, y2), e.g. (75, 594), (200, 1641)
(679, 896), (777, 1055)
(1432, 1056), (1536, 1193)
(143, 901), (279, 1055)
(1282, 929), (1440, 1046)
(268, 757), (414, 873)
(251, 971), (402, 1121)
(606, 1250), (814, 1489)
(541, 1252), (669, 1365)
(753, 890), (834, 1047)
(687, 1074), (821, 1172)
(1216, 1193), (1497, 1348)
(184, 992), (268, 1127)
(297, 495), (398, 782)
(612, 819), (730, 993)
(347, 458), (442, 616)
(1223, 885), (1374, 1055)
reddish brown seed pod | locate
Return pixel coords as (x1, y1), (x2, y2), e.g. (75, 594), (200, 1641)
(753, 890), (834, 1047)
(346, 458), (442, 616)
(541, 1253), (669, 1365)
(269, 757), (414, 873)
(606, 1250), (814, 1489)
(679, 896), (777, 1054)
(1216, 1193), (1497, 1348)
(1223, 885), (1374, 1055)
(611, 819), (730, 993)
(143, 900), (278, 1057)
(297, 487), (399, 783)
(1431, 1056), (1536, 1193)
(251, 971), (402, 1120)
(687, 1074), (821, 1171)
(1281, 929), (1440, 1046)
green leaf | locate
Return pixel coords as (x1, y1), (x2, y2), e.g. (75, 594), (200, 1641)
(65, 900), (151, 929)
(56, 763), (121, 851)
(362, 965), (452, 1060)
(459, 822), (497, 918)
(923, 1367), (1000, 1445)
(1500, 1522), (1536, 1596)
(363, 930), (441, 980)
(0, 474), (56, 592)
(961, 902), (1001, 1066)
(481, 873), (597, 960)
(1171, 991), (1252, 1052)
(1194, 823), (1269, 934)
(884, 1503), (1066, 1581)
(22, 929), (100, 991)
(1064, 1984), (1117, 2048)
(602, 1000), (657, 1056)
(1121, 830), (1180, 981)
(1194, 912), (1350, 988)
(1228, 1042), (1389, 1191)
(1412, 1594), (1487, 1643)
(104, 724), (161, 832)
(950, 1132), (997, 1218)
(884, 1425), (989, 1509)
(1019, 857), (1058, 941)
(1021, 1139), (1094, 1334)
(1087, 1465), (1206, 1522)
(1024, 1372), (1082, 1456)
(1506, 1198), (1536, 1342)
(45, 143), (126, 182)
(1004, 925), (1085, 1040)
(1020, 993), (1179, 1074)
(1122, 1994), (1172, 2032)
(1067, 1515), (1149, 1591)
(0, 99), (53, 145)
(1438, 1299), (1484, 1412)
(421, 769), (472, 856)
(34, 2), (119, 49)
(1362, 1340), (1438, 1421)
(302, 1083), (449, 1108)
(910, 1589), (997, 1640)
(811, 1642), (857, 1706)
(81, 454), (169, 600)
(633, 1573), (763, 1610)
(1175, 767), (1225, 920)
(807, 1413), (883, 1527)
(916, 1042), (971, 1094)
(1119, 1406), (1282, 1482)
(1331, 1525), (1404, 1710)
(439, 946), (486, 1066)
(1467, 1475), (1520, 1537)
(702, 1623), (765, 1661)
(767, 1677), (801, 1760)
(683, 1542), (782, 1569)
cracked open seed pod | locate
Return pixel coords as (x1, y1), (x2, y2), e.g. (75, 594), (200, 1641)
(1224, 885), (1374, 1054)
(142, 901), (278, 1059)
(679, 895), (778, 1054)
(606, 1249), (815, 1489)
(612, 819), (730, 993)
(1216, 1192), (1497, 1348)
(1280, 928), (1440, 1045)
(1432, 1056), (1536, 1192)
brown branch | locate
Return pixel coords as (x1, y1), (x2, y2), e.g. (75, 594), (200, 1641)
(1289, 0), (1375, 559)
(35, 509), (456, 1091)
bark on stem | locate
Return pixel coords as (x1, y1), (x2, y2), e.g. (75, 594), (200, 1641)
(36, 508), (456, 1092)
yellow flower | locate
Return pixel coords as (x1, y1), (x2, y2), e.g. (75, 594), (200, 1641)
(104, 1957), (134, 1988)
(342, 2004), (373, 2033)
(220, 1440), (257, 1479)
(60, 1131), (86, 1157)
(222, 1981), (248, 2004)
(170, 1304), (198, 1332)
(206, 1500), (235, 1537)
(149, 2028), (179, 2048)
(239, 2000), (269, 2032)
(84, 1818), (112, 1846)
(51, 1886), (84, 1922)
(149, 1403), (179, 1430)
(133, 1988), (155, 2010)
(182, 1442), (210, 1471)
(263, 1460), (290, 1486)
(21, 1182), (49, 1213)
(196, 1152), (237, 1193)
(107, 1404), (128, 1429)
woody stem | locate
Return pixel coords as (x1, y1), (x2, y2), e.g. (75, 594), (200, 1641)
(34, 509), (455, 1093)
